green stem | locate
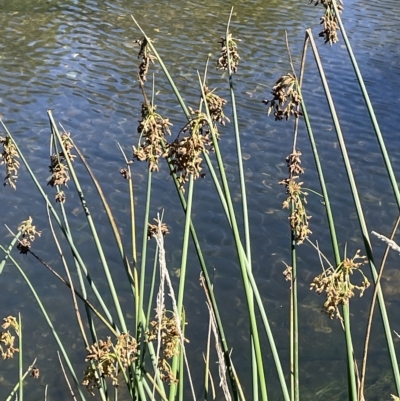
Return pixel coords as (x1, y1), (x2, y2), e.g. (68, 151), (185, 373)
(290, 233), (299, 401)
(169, 175), (195, 401)
(18, 313), (23, 401)
(343, 304), (357, 401)
(225, 10), (257, 400)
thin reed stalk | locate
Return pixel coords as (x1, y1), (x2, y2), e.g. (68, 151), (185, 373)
(169, 175), (195, 401)
(224, 9), (259, 400)
(18, 313), (23, 401)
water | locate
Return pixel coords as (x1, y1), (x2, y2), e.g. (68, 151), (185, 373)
(0, 0), (399, 399)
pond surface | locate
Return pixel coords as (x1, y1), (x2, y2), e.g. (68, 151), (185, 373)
(0, 0), (399, 399)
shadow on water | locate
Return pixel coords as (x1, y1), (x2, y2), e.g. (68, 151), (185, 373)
(0, 0), (399, 399)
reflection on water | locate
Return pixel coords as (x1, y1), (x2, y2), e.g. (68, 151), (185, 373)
(0, 0), (399, 399)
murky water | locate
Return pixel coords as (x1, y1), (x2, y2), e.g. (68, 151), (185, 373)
(0, 0), (399, 399)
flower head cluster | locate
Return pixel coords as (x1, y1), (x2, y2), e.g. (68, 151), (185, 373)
(165, 108), (212, 191)
(133, 102), (172, 172)
(310, 250), (370, 319)
(147, 218), (169, 240)
(279, 151), (311, 244)
(310, 0), (344, 45)
(217, 33), (240, 73)
(135, 37), (156, 82)
(83, 333), (138, 395)
(204, 85), (229, 130)
(147, 310), (188, 384)
(16, 216), (42, 254)
(48, 132), (76, 203)
(0, 135), (20, 189)
(263, 73), (302, 121)
(0, 316), (19, 359)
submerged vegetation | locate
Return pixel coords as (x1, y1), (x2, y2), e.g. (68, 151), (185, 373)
(0, 0), (399, 400)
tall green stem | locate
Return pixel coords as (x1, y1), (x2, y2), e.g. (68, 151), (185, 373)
(168, 175), (195, 401)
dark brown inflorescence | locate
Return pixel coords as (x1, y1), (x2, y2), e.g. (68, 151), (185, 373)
(203, 85), (229, 129)
(133, 102), (172, 172)
(263, 73), (302, 121)
(164, 108), (213, 192)
(310, 0), (344, 45)
(135, 37), (157, 82)
(217, 33), (240, 73)
(310, 249), (370, 319)
(0, 135), (20, 189)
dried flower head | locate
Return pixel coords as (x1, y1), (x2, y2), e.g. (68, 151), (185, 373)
(203, 85), (229, 128)
(282, 262), (293, 285)
(133, 102), (172, 172)
(310, 249), (370, 319)
(135, 37), (157, 82)
(263, 73), (303, 121)
(0, 135), (20, 189)
(48, 156), (70, 187)
(147, 218), (169, 240)
(60, 131), (76, 162)
(47, 132), (75, 189)
(217, 33), (240, 73)
(83, 333), (138, 394)
(310, 0), (344, 45)
(30, 366), (40, 379)
(17, 216), (42, 254)
(147, 309), (188, 384)
(0, 316), (19, 359)
(165, 108), (212, 191)
(55, 190), (66, 203)
(119, 168), (130, 180)
(279, 151), (311, 244)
